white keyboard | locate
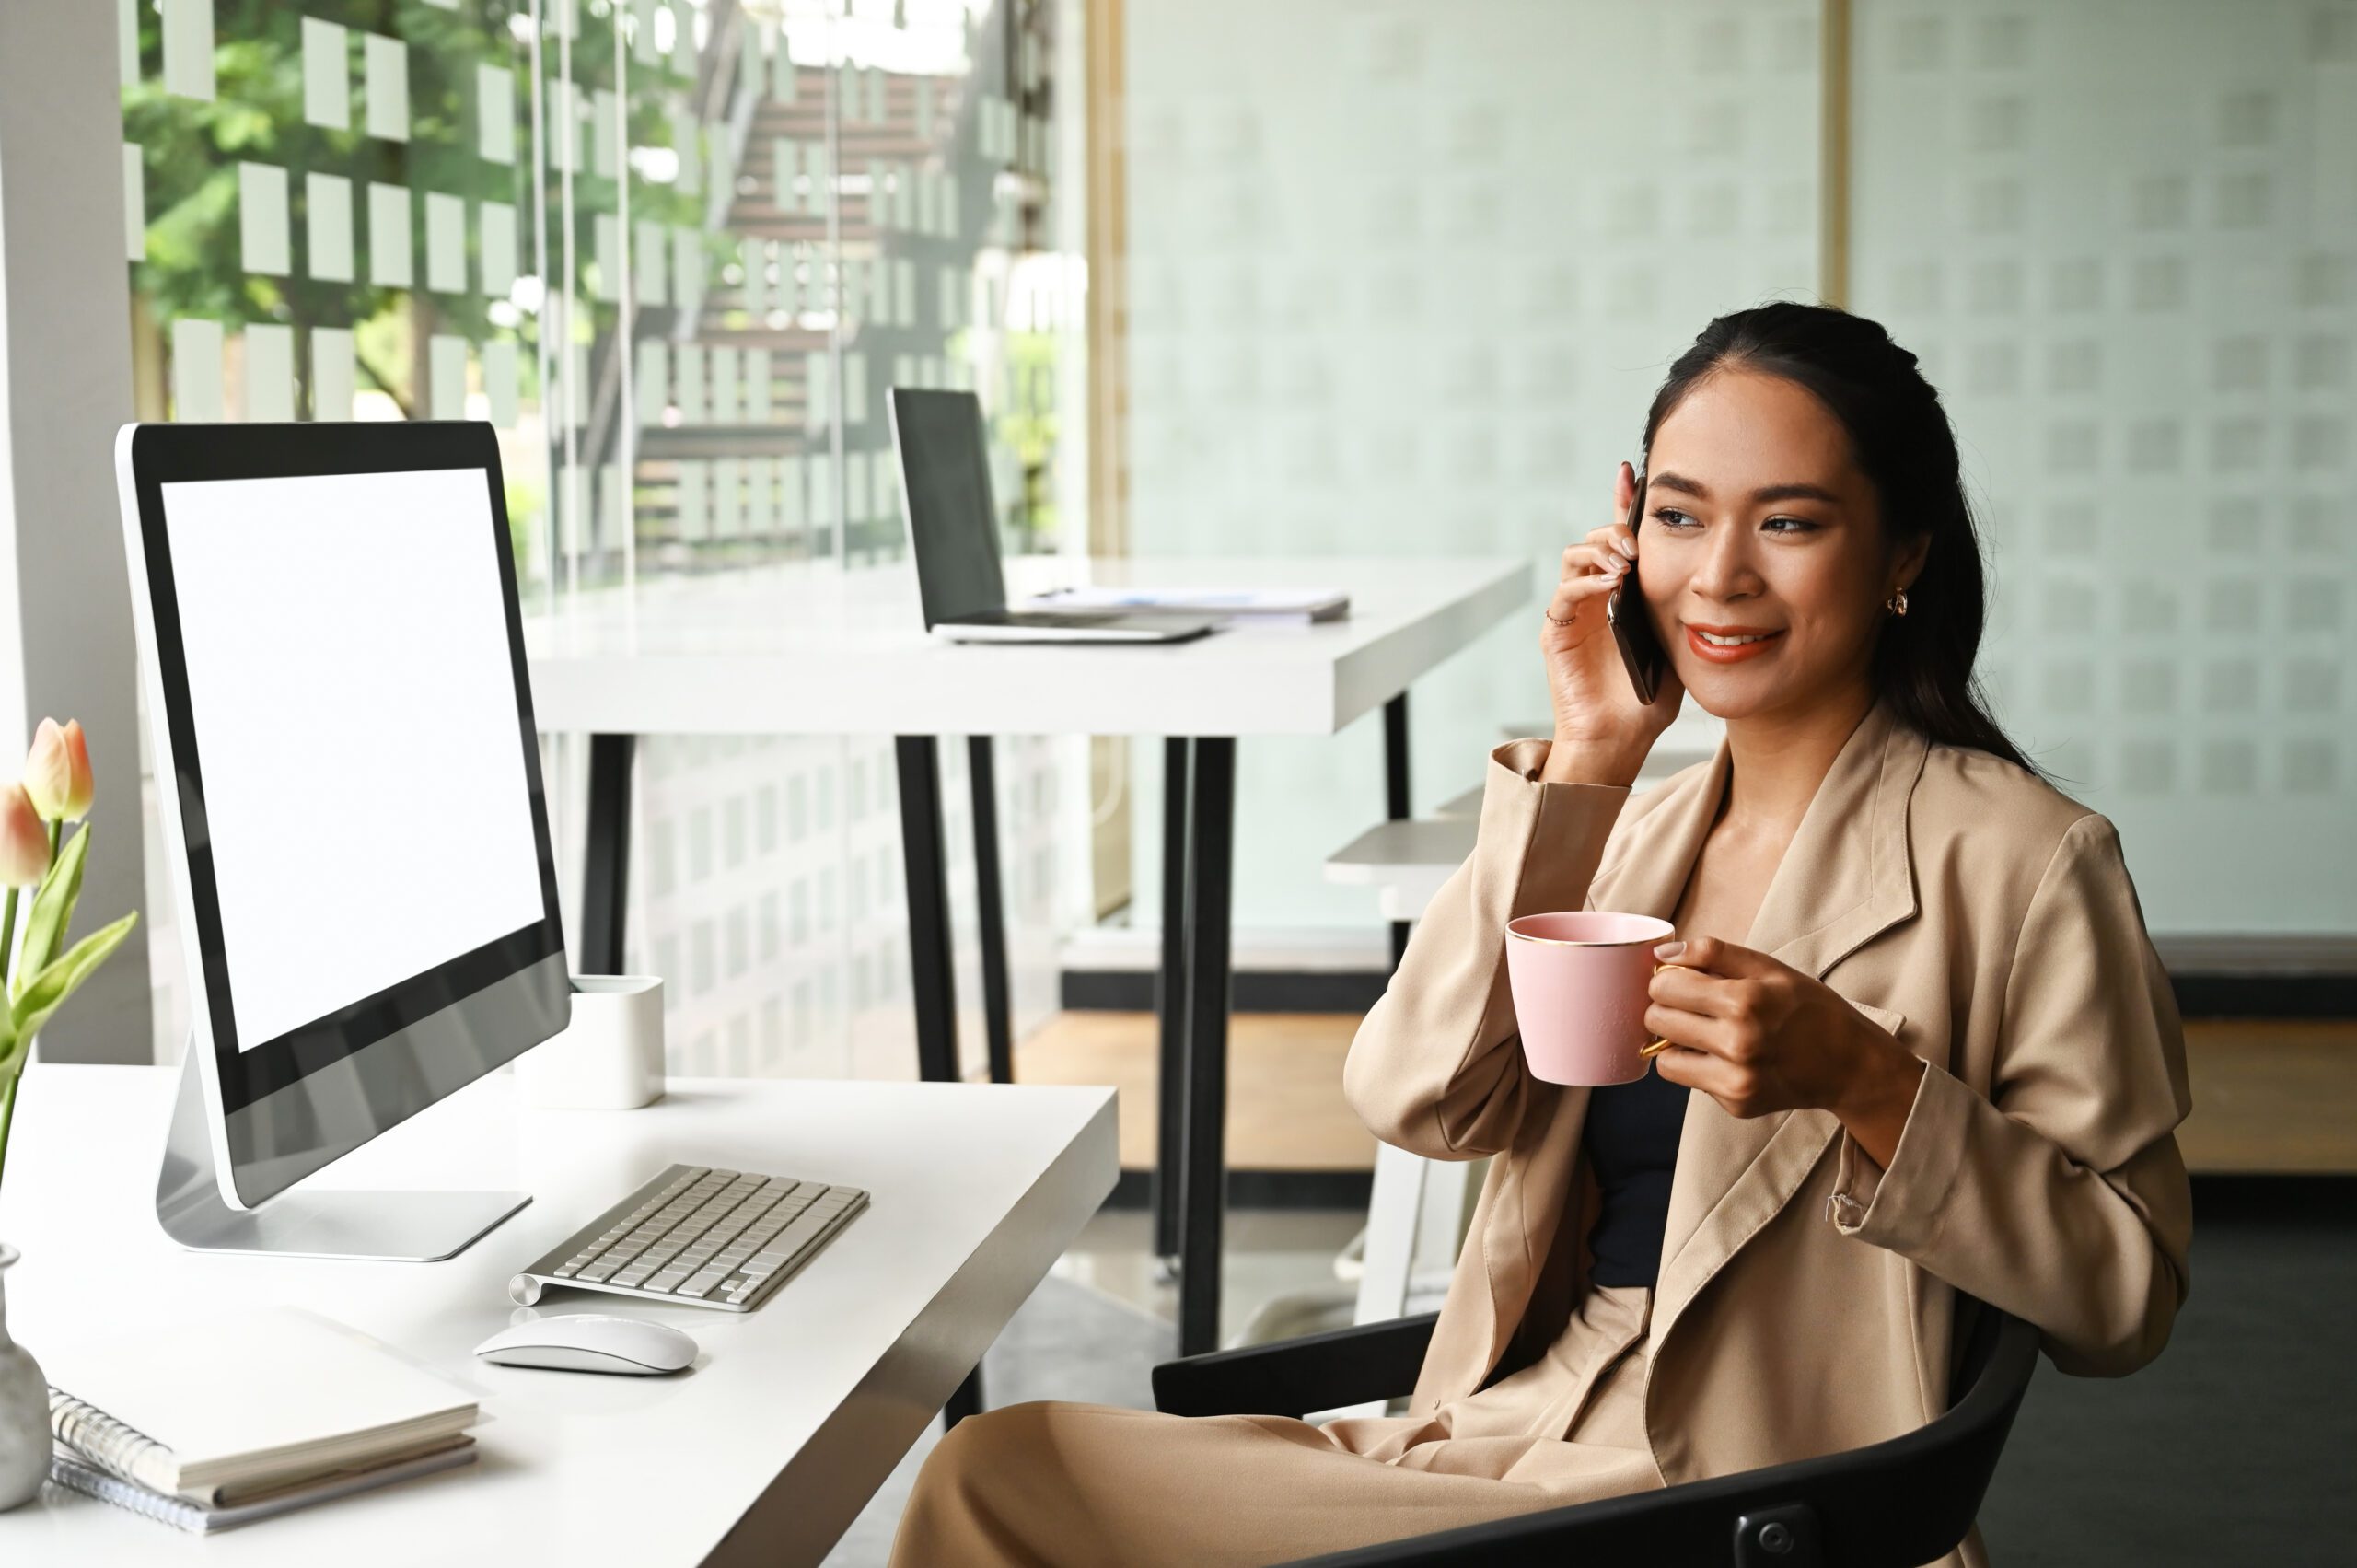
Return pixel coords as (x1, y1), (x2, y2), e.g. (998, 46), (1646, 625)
(508, 1163), (869, 1312)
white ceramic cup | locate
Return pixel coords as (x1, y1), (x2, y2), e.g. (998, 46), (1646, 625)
(514, 976), (666, 1109)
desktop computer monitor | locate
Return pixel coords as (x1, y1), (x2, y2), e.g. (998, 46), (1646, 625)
(115, 421), (570, 1260)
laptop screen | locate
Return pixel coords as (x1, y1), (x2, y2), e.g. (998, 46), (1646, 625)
(890, 389), (1006, 626)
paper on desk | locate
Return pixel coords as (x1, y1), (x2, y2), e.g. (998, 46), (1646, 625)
(1025, 587), (1350, 621)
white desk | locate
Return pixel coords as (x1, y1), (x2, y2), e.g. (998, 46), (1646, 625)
(0, 1064), (1117, 1566)
(522, 555), (1529, 738)
(521, 555), (1531, 1356)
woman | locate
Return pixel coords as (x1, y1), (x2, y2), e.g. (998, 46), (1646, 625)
(890, 303), (2192, 1567)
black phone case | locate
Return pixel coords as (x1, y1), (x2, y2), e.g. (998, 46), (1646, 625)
(1608, 473), (1667, 703)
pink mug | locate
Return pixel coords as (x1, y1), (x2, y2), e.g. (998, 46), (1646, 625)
(1504, 912), (1678, 1086)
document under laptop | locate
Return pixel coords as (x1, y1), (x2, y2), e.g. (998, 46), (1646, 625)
(1025, 586), (1350, 623)
(888, 389), (1215, 645)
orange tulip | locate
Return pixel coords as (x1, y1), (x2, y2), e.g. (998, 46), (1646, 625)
(24, 717), (93, 822)
(0, 783), (50, 887)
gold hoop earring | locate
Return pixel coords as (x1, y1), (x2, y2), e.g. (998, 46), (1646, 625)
(1886, 589), (1910, 618)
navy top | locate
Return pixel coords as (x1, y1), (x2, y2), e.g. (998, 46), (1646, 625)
(1582, 1065), (1689, 1287)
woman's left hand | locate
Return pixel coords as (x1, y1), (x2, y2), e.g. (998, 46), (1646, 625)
(1645, 935), (1926, 1165)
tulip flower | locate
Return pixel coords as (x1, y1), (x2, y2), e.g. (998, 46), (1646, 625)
(0, 783), (50, 887)
(24, 717), (93, 822)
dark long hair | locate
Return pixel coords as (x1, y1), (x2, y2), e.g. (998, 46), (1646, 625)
(1641, 302), (2042, 779)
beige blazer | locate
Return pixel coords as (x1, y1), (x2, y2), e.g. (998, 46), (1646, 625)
(1343, 695), (2192, 1561)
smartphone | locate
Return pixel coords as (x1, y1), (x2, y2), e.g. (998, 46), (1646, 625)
(1607, 468), (1668, 704)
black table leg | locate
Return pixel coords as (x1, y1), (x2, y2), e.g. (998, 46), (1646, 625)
(1385, 693), (1411, 971)
(896, 736), (960, 1085)
(1178, 738), (1237, 1356)
(581, 734), (636, 976)
(1154, 738), (1191, 1262)
(968, 737), (1014, 1085)
(944, 1369), (983, 1429)
(897, 735), (985, 1423)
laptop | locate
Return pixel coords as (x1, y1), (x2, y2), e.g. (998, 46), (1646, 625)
(888, 389), (1215, 644)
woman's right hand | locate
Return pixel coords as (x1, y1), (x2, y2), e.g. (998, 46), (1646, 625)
(1538, 461), (1683, 782)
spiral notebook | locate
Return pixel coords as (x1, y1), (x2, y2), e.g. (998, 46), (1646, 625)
(47, 1440), (477, 1534)
(38, 1306), (480, 1513)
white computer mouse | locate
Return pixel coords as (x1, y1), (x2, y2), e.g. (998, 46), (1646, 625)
(473, 1314), (698, 1376)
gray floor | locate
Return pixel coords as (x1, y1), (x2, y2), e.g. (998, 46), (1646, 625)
(828, 1182), (2353, 1565)
(1978, 1181), (2356, 1566)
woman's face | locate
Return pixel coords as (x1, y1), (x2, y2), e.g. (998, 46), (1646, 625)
(1636, 366), (1923, 724)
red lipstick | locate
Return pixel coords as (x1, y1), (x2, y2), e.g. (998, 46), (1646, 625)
(1683, 622), (1787, 664)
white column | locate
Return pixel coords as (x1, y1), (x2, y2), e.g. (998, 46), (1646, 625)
(0, 1), (152, 1063)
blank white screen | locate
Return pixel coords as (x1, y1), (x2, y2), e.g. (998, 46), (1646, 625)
(161, 468), (547, 1050)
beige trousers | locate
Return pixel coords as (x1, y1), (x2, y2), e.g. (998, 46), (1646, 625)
(888, 1284), (1665, 1567)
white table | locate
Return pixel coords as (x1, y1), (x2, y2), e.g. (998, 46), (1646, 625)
(522, 555), (1531, 1356)
(524, 556), (1527, 738)
(0, 1064), (1117, 1566)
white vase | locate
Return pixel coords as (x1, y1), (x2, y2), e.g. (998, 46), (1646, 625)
(0, 1243), (50, 1511)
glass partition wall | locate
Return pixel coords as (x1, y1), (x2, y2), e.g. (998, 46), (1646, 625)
(1120, 0), (2354, 945)
(1848, 0), (2357, 935)
(1121, 0), (1823, 934)
(122, 0), (1086, 1075)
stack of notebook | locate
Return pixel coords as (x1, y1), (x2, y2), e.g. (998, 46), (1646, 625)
(39, 1307), (480, 1533)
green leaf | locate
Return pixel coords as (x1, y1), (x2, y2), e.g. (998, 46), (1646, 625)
(16, 822), (90, 1001)
(10, 912), (139, 1045)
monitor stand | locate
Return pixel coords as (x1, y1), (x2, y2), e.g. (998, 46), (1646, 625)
(155, 1045), (530, 1262)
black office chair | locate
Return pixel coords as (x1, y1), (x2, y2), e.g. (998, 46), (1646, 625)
(1153, 1298), (2038, 1567)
